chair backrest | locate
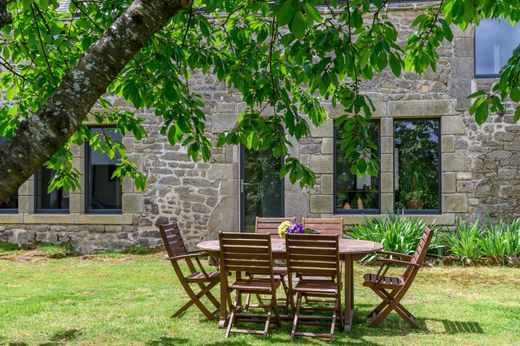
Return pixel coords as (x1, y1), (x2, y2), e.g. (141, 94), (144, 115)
(302, 217), (344, 236)
(219, 232), (275, 281)
(159, 222), (188, 258)
(255, 217), (296, 235)
(285, 233), (341, 284)
(403, 227), (434, 282)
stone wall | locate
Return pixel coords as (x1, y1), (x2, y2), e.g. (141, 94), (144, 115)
(1, 1), (519, 252)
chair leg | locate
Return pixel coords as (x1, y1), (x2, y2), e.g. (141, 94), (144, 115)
(291, 292), (302, 341)
(367, 300), (388, 318)
(329, 295), (338, 343)
(369, 287), (419, 329)
(195, 280), (220, 309)
(263, 303), (272, 338)
(174, 280), (218, 320)
(226, 291), (240, 338)
(369, 304), (393, 327)
(272, 293), (281, 327)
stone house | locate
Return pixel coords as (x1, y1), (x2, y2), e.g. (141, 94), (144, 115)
(1, 1), (519, 253)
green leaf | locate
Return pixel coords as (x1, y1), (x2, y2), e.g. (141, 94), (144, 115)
(514, 107), (520, 122)
(511, 88), (520, 102)
(276, 1), (295, 26)
(304, 3), (323, 23)
(352, 9), (363, 28)
(475, 103), (489, 125)
(389, 54), (402, 77)
(5, 87), (15, 102)
(467, 90), (486, 99)
(290, 11), (306, 40)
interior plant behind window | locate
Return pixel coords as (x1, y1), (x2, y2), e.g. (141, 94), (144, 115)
(394, 119), (440, 211)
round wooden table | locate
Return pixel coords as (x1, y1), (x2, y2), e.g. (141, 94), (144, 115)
(197, 238), (383, 331)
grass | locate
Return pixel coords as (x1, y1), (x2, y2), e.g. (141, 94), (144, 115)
(0, 255), (519, 345)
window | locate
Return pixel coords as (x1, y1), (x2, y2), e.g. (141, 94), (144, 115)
(394, 119), (440, 213)
(0, 137), (18, 213)
(86, 128), (122, 213)
(334, 121), (380, 214)
(475, 19), (520, 77)
(34, 168), (69, 213)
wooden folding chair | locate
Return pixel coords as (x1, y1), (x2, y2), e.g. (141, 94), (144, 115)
(159, 223), (220, 320)
(363, 227), (434, 328)
(219, 232), (281, 338)
(255, 217), (296, 235)
(302, 217), (344, 236)
(245, 217), (295, 310)
(285, 233), (343, 343)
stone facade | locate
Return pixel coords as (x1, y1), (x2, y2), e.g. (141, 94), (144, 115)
(1, 1), (519, 252)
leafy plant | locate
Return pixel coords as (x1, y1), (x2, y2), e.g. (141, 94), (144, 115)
(348, 214), (445, 259)
(122, 246), (155, 256)
(37, 243), (74, 258)
(445, 219), (520, 265)
(479, 220), (520, 264)
(0, 241), (21, 253)
(444, 221), (482, 263)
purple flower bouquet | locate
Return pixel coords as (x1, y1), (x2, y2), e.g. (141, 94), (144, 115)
(287, 222), (304, 234)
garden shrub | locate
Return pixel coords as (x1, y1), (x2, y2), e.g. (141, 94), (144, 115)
(447, 219), (520, 265)
(347, 214), (446, 259)
(444, 220), (482, 262)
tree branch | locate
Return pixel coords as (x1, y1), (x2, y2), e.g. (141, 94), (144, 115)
(0, 0), (192, 202)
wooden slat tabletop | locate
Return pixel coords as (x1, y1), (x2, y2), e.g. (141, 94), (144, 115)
(197, 238), (383, 256)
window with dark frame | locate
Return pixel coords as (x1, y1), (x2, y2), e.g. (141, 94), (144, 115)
(394, 118), (441, 214)
(86, 128), (122, 213)
(334, 121), (380, 214)
(0, 137), (18, 213)
(475, 19), (520, 77)
(34, 168), (69, 213)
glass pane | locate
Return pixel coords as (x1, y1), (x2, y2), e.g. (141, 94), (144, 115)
(335, 122), (380, 212)
(87, 128), (122, 211)
(394, 119), (440, 211)
(475, 19), (520, 76)
(35, 168), (69, 211)
(243, 149), (283, 232)
(0, 137), (17, 211)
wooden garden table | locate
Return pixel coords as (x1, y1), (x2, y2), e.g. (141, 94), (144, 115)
(197, 237), (383, 332)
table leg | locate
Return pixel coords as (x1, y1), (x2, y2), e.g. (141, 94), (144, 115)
(344, 254), (354, 332)
(218, 270), (227, 328)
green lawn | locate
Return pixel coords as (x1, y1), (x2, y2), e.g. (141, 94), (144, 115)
(0, 254), (519, 345)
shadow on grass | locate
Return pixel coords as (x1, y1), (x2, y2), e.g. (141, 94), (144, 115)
(428, 318), (484, 334)
(146, 336), (190, 346)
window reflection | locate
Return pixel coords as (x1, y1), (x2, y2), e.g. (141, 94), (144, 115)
(242, 148), (284, 232)
(35, 168), (69, 212)
(334, 122), (380, 213)
(86, 128), (122, 212)
(394, 119), (440, 212)
(475, 19), (520, 77)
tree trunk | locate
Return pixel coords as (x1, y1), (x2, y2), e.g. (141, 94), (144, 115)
(0, 0), (191, 202)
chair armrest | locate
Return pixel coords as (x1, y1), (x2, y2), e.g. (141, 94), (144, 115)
(167, 252), (206, 261)
(378, 250), (413, 260)
(375, 257), (419, 267)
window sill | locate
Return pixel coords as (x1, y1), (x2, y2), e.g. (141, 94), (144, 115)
(0, 213), (134, 225)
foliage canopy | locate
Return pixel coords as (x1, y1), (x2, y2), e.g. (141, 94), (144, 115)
(0, 0), (518, 192)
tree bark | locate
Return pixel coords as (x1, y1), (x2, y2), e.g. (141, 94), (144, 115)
(0, 0), (191, 202)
